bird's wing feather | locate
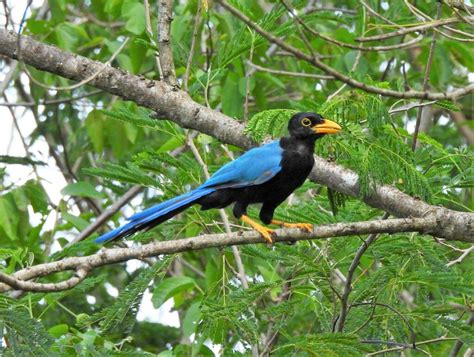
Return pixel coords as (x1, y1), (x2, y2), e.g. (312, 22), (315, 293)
(200, 140), (283, 189)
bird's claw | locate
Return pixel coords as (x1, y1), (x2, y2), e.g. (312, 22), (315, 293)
(255, 226), (275, 244)
(285, 222), (313, 232)
(241, 215), (275, 244)
(272, 220), (313, 232)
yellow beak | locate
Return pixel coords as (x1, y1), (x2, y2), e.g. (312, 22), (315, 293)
(313, 119), (342, 134)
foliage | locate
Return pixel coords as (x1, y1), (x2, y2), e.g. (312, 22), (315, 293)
(0, 0), (473, 356)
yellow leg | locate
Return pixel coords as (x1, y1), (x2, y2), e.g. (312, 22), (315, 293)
(271, 219), (313, 232)
(241, 215), (275, 244)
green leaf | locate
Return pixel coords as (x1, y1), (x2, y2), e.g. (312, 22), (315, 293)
(122, 1), (146, 35)
(439, 317), (474, 346)
(24, 181), (49, 214)
(281, 333), (371, 355)
(0, 155), (45, 166)
(89, 259), (171, 333)
(245, 109), (298, 142)
(152, 277), (196, 309)
(0, 196), (19, 241)
(156, 136), (185, 153)
(62, 212), (89, 231)
(183, 302), (201, 338)
(104, 0), (122, 18)
(101, 108), (158, 129)
(85, 109), (106, 152)
(54, 23), (89, 51)
(47, 324), (69, 338)
(61, 182), (103, 199)
(49, 0), (66, 22)
(221, 72), (244, 119)
(435, 100), (460, 112)
(0, 296), (54, 354)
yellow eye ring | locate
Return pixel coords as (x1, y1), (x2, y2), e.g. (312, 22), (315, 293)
(301, 118), (312, 127)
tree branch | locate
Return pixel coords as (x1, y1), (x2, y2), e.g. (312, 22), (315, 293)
(157, 0), (177, 86)
(334, 213), (390, 332)
(449, 313), (474, 357)
(0, 29), (472, 242)
(412, 1), (441, 150)
(356, 16), (471, 42)
(217, 0), (474, 101)
(0, 217), (436, 293)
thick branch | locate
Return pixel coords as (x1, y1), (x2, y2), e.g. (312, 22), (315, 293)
(0, 29), (472, 242)
(0, 30), (253, 149)
(0, 217), (436, 292)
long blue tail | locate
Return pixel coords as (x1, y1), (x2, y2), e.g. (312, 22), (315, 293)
(95, 187), (215, 243)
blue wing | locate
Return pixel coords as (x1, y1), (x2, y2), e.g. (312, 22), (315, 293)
(200, 140), (283, 189)
(126, 140), (282, 225)
(95, 140), (283, 243)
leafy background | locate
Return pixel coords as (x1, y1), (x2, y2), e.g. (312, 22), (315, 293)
(0, 0), (473, 355)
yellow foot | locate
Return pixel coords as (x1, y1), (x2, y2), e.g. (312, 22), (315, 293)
(271, 220), (313, 233)
(241, 215), (275, 244)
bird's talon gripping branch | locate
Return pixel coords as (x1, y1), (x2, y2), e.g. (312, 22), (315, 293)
(242, 215), (275, 244)
(272, 220), (313, 232)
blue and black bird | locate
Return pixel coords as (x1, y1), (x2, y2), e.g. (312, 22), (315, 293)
(95, 112), (341, 244)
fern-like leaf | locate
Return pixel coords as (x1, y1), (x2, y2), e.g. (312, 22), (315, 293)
(245, 109), (298, 142)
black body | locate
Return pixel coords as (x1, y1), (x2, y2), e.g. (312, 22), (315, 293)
(95, 112), (337, 243)
(197, 135), (315, 224)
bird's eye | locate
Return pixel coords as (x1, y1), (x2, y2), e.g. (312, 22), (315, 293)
(301, 118), (312, 127)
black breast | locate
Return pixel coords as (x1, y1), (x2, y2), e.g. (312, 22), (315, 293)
(277, 138), (315, 190)
(248, 137), (315, 206)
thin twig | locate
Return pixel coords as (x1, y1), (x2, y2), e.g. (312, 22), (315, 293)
(244, 29), (256, 122)
(0, 60), (17, 96)
(366, 337), (459, 356)
(288, 3), (423, 53)
(333, 212), (390, 332)
(246, 61), (332, 79)
(217, 0), (474, 101)
(449, 313), (474, 357)
(360, 0), (400, 27)
(411, 2), (441, 151)
(186, 133), (250, 290)
(327, 6), (365, 101)
(356, 16), (470, 42)
(0, 89), (103, 107)
(389, 100), (437, 115)
(183, 0), (202, 91)
(351, 301), (416, 344)
(144, 0), (163, 79)
(281, 0), (317, 60)
(446, 245), (474, 267)
(3, 93), (42, 183)
(404, 0), (474, 41)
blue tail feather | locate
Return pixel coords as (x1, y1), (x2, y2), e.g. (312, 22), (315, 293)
(94, 188), (215, 243)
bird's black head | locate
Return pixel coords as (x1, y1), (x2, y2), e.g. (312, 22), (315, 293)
(288, 112), (342, 140)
